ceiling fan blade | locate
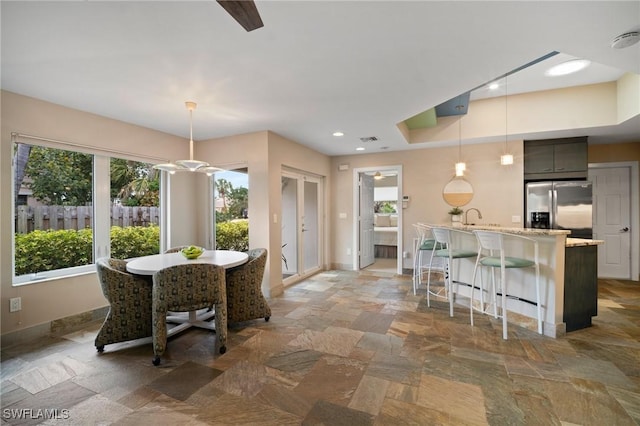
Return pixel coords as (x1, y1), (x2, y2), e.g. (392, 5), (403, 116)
(216, 0), (264, 32)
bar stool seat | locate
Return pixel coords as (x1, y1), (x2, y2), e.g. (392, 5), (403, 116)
(470, 230), (543, 340)
(429, 227), (477, 316)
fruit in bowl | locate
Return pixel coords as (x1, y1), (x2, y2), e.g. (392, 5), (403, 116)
(180, 245), (204, 259)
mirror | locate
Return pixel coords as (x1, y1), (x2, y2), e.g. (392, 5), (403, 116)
(443, 176), (474, 206)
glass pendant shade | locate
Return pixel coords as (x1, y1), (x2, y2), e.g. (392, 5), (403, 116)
(153, 101), (220, 175)
(199, 166), (225, 176)
(153, 162), (180, 174)
(175, 159), (209, 171)
(500, 154), (514, 165)
(500, 76), (513, 166)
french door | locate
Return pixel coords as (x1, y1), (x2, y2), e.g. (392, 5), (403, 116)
(281, 170), (323, 284)
(359, 172), (375, 269)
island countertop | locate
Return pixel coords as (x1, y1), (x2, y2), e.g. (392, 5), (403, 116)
(436, 223), (571, 236)
(566, 237), (604, 247)
(438, 224), (603, 247)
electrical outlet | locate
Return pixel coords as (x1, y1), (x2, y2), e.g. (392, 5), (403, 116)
(346, 248), (351, 255)
(9, 297), (21, 312)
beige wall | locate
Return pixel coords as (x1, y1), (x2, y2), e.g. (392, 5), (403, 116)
(331, 140), (525, 270)
(1, 91), (192, 336)
(409, 82), (619, 145)
(588, 141), (640, 164)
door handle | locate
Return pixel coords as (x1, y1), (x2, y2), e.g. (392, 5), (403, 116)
(620, 227), (629, 232)
(302, 228), (307, 232)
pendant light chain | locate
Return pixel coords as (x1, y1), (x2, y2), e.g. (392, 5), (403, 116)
(455, 104), (466, 176)
(500, 75), (514, 165)
(505, 75), (508, 152)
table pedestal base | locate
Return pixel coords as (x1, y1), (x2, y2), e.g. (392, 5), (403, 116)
(166, 309), (216, 337)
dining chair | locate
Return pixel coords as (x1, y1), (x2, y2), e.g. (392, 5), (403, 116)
(471, 230), (542, 339)
(95, 258), (153, 352)
(164, 246), (190, 253)
(151, 263), (227, 365)
(225, 248), (270, 324)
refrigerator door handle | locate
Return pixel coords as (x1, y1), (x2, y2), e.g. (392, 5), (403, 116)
(550, 188), (557, 229)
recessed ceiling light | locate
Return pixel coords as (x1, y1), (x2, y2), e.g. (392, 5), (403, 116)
(545, 59), (591, 77)
(356, 147), (365, 151)
(488, 82), (500, 90)
(333, 131), (344, 137)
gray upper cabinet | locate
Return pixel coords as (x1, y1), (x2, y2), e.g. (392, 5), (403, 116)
(524, 137), (588, 179)
(553, 142), (588, 172)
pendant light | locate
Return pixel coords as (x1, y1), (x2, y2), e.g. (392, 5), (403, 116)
(500, 76), (514, 166)
(454, 105), (466, 176)
(154, 102), (223, 176)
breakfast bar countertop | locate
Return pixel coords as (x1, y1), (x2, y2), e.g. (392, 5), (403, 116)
(566, 237), (605, 247)
(437, 223), (571, 236)
(441, 224), (603, 247)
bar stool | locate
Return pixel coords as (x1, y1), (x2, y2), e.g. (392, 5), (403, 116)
(470, 230), (542, 340)
(412, 223), (441, 295)
(429, 227), (477, 316)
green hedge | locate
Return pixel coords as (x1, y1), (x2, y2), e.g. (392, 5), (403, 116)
(14, 222), (249, 276)
(110, 225), (160, 259)
(14, 228), (94, 275)
(216, 220), (249, 251)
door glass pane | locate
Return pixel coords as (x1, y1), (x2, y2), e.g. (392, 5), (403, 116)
(109, 158), (160, 259)
(303, 179), (319, 271)
(14, 143), (94, 276)
(281, 176), (298, 278)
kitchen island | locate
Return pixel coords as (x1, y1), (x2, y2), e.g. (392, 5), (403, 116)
(433, 224), (603, 338)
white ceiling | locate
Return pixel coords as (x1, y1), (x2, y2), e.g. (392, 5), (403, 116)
(2, 1), (639, 156)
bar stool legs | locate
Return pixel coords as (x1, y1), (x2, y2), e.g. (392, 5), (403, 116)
(471, 230), (543, 339)
(430, 227), (477, 317)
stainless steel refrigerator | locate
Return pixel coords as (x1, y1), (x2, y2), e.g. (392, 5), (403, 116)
(525, 181), (593, 238)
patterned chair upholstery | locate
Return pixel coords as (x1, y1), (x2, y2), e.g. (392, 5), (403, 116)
(152, 263), (227, 365)
(95, 258), (153, 352)
(225, 248), (271, 324)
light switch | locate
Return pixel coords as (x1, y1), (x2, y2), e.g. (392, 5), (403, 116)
(339, 213), (347, 219)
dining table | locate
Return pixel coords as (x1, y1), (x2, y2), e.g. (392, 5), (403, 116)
(126, 249), (249, 337)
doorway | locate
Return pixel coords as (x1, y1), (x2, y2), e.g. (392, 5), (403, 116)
(353, 166), (403, 274)
(281, 169), (324, 285)
(589, 162), (639, 281)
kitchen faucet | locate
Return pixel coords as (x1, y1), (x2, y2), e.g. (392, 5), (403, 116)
(464, 208), (483, 225)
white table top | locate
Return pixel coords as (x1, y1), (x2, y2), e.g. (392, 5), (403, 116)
(126, 250), (248, 275)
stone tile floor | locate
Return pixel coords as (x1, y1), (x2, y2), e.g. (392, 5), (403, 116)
(1, 270), (639, 425)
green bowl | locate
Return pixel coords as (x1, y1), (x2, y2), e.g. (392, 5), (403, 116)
(180, 247), (204, 259)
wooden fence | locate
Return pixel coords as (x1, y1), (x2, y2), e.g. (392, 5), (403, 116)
(15, 205), (160, 234)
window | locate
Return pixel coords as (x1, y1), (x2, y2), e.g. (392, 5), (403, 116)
(12, 141), (161, 284)
(212, 168), (249, 251)
(108, 157), (161, 260)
